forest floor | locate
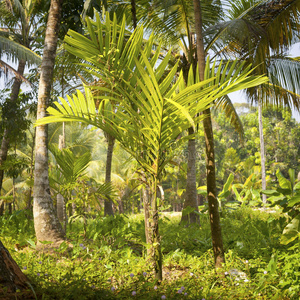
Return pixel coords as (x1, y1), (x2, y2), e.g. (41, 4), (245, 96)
(0, 207), (298, 299)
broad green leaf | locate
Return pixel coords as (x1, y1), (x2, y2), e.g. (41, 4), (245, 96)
(219, 173), (234, 198)
(232, 185), (242, 202)
(288, 194), (300, 207)
(280, 215), (300, 245)
(262, 189), (280, 196)
(276, 169), (292, 191)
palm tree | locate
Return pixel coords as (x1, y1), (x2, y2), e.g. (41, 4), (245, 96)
(209, 0), (300, 205)
(36, 12), (267, 280)
(33, 0), (65, 246)
(192, 0), (225, 267)
(0, 0), (42, 198)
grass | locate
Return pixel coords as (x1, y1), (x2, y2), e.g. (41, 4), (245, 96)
(0, 208), (299, 299)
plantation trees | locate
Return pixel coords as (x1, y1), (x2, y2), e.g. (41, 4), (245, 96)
(0, 0), (42, 199)
(212, 0), (300, 204)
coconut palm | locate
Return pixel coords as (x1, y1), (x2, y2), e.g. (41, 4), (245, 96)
(209, 0), (300, 205)
(36, 12), (267, 279)
(0, 0), (42, 198)
(33, 0), (64, 246)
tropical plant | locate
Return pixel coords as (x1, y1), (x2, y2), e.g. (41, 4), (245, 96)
(263, 169), (300, 246)
(35, 12), (268, 279)
(210, 0), (300, 205)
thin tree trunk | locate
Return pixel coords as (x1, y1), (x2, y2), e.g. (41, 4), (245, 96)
(181, 127), (200, 224)
(0, 240), (30, 297)
(258, 100), (267, 205)
(0, 129), (9, 197)
(33, 0), (65, 246)
(57, 133), (67, 233)
(104, 133), (115, 216)
(26, 129), (36, 212)
(0, 60), (26, 195)
(193, 0), (225, 268)
(146, 181), (162, 281)
(143, 187), (150, 247)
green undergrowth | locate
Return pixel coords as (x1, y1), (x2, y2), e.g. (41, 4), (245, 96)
(0, 208), (299, 299)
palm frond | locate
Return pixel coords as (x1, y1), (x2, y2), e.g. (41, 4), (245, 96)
(49, 144), (92, 184)
(0, 35), (41, 66)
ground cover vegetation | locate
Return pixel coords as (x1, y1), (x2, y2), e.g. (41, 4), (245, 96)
(1, 0), (300, 299)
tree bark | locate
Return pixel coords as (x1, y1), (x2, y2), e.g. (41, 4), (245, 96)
(131, 0), (137, 29)
(104, 133), (115, 216)
(258, 100), (267, 205)
(0, 60), (26, 196)
(0, 240), (30, 297)
(146, 181), (162, 281)
(33, 0), (65, 245)
(57, 133), (67, 232)
(26, 128), (36, 213)
(193, 0), (225, 268)
(181, 127), (200, 224)
(143, 187), (151, 246)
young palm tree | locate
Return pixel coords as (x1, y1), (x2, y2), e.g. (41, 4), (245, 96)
(36, 12), (267, 279)
(33, 0), (65, 246)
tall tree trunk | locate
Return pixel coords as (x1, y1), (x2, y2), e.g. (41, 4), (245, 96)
(104, 133), (115, 216)
(181, 127), (200, 224)
(0, 60), (26, 195)
(33, 0), (65, 246)
(0, 240), (30, 297)
(193, 0), (225, 268)
(258, 99), (267, 205)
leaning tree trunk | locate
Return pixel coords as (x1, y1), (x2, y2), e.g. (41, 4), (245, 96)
(0, 60), (26, 197)
(258, 99), (267, 205)
(104, 133), (115, 216)
(193, 0), (225, 268)
(33, 0), (65, 246)
(181, 127), (200, 224)
(0, 240), (30, 297)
